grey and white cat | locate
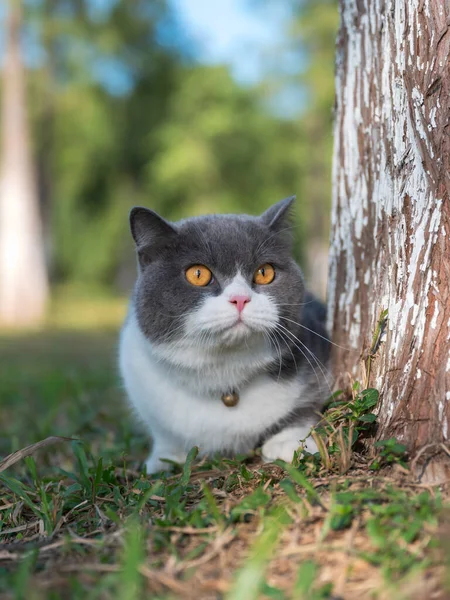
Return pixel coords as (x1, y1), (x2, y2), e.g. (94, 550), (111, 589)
(119, 197), (331, 474)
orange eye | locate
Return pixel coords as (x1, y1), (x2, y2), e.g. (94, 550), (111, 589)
(254, 263), (275, 285)
(185, 265), (213, 287)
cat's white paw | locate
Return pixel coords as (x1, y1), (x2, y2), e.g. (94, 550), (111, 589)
(144, 449), (187, 475)
(262, 426), (318, 464)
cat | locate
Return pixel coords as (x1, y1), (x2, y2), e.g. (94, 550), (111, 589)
(119, 196), (331, 474)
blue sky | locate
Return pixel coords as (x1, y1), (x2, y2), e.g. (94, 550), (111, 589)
(0, 0), (286, 84)
(169, 0), (303, 115)
(0, 0), (293, 97)
(170, 0), (288, 83)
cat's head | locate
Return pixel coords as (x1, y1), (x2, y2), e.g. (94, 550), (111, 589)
(129, 197), (305, 362)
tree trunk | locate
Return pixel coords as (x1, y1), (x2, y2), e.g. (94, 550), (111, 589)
(0, 0), (49, 326)
(329, 0), (450, 479)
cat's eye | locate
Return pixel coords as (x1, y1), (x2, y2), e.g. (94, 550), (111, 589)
(185, 264), (213, 287)
(254, 263), (275, 285)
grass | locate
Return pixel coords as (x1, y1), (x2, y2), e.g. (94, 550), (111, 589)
(0, 298), (449, 599)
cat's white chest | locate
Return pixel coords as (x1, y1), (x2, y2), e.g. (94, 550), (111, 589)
(119, 314), (306, 455)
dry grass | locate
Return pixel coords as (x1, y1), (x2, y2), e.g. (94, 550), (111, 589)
(0, 306), (449, 600)
(1, 450), (448, 600)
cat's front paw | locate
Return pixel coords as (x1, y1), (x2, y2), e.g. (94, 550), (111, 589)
(261, 426), (318, 464)
(144, 449), (187, 475)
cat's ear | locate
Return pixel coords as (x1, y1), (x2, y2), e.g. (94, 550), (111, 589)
(260, 195), (296, 231)
(129, 207), (177, 263)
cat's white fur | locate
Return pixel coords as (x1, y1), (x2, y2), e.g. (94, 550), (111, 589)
(119, 273), (318, 474)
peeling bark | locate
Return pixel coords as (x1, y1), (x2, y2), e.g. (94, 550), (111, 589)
(329, 0), (450, 467)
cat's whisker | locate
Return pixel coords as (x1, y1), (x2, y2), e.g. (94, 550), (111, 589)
(275, 324), (333, 394)
(165, 317), (190, 339)
(273, 329), (299, 378)
(280, 316), (352, 351)
(264, 329), (284, 382)
(277, 321), (333, 381)
(276, 326), (332, 393)
(275, 301), (315, 307)
(275, 323), (328, 392)
(154, 308), (188, 319)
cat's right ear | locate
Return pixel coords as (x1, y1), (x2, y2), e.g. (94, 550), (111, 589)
(260, 195), (296, 232)
(129, 207), (177, 264)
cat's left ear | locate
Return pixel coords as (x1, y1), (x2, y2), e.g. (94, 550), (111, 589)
(260, 195), (296, 231)
(129, 207), (178, 267)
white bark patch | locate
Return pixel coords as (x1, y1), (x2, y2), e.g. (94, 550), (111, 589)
(349, 304), (361, 348)
(429, 107), (437, 128)
(431, 301), (439, 330)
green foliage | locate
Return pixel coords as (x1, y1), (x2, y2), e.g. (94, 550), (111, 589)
(326, 385), (379, 422)
(294, 0), (339, 247)
(302, 385), (380, 475)
(230, 486), (272, 522)
(257, 0), (339, 253)
(147, 65), (303, 223)
(370, 438), (408, 471)
(23, 0), (338, 288)
(28, 0), (183, 285)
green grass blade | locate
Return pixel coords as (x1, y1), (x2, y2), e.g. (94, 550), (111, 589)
(180, 446), (199, 487)
(226, 507), (288, 600)
(118, 519), (145, 600)
(293, 560), (317, 598)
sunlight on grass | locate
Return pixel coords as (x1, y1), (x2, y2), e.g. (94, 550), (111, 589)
(0, 288), (128, 337)
(46, 286), (128, 330)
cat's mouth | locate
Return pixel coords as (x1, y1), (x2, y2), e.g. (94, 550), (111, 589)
(216, 319), (256, 346)
(217, 330), (249, 351)
(217, 318), (249, 333)
(222, 314), (270, 336)
(184, 310), (272, 349)
(231, 320), (250, 332)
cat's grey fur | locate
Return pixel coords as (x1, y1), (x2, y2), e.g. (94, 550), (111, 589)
(119, 196), (331, 474)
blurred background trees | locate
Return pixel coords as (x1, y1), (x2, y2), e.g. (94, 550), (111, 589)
(0, 0), (338, 326)
(0, 0), (48, 326)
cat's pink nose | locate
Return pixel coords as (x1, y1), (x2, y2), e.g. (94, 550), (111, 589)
(229, 295), (251, 313)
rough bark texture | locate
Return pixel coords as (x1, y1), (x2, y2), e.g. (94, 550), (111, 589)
(0, 0), (48, 326)
(329, 0), (450, 472)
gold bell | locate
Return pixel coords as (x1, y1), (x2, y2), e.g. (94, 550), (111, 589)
(221, 390), (239, 407)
